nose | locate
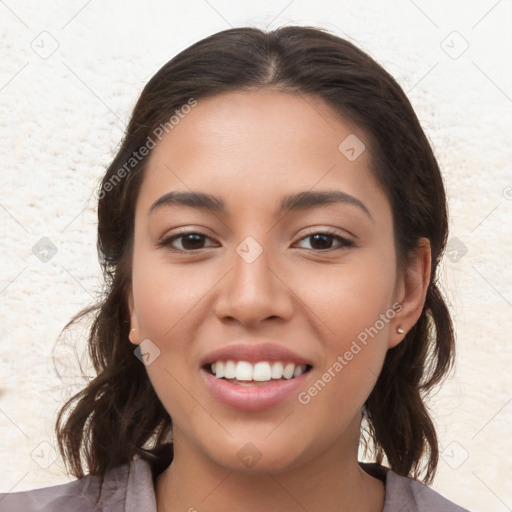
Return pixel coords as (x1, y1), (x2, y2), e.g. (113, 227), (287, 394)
(213, 243), (294, 328)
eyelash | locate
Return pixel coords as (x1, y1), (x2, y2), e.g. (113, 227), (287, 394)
(156, 228), (355, 253)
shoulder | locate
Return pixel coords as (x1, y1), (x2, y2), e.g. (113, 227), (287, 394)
(384, 468), (471, 512)
(0, 458), (156, 512)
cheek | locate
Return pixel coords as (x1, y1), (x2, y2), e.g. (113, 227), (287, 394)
(130, 249), (212, 414)
(296, 266), (395, 419)
(292, 251), (396, 338)
(131, 253), (206, 423)
(290, 249), (396, 400)
(131, 249), (209, 339)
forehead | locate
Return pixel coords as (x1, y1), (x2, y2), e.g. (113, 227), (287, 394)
(136, 89), (389, 220)
(150, 89), (363, 163)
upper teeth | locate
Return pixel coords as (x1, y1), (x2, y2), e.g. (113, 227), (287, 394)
(211, 361), (308, 381)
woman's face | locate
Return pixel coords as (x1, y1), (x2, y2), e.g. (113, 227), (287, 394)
(128, 90), (424, 473)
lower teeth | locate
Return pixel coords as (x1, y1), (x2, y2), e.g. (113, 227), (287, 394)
(224, 378), (289, 384)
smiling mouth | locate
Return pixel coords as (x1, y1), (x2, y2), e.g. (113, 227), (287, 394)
(203, 360), (313, 385)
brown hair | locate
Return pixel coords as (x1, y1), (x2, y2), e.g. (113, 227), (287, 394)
(55, 25), (455, 487)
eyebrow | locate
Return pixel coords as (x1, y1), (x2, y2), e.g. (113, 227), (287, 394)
(149, 190), (372, 219)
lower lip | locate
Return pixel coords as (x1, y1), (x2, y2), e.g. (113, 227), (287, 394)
(200, 368), (310, 412)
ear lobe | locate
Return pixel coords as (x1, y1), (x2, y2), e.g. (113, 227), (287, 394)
(127, 289), (140, 345)
(389, 238), (431, 349)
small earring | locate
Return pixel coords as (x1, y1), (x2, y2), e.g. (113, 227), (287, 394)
(397, 327), (404, 334)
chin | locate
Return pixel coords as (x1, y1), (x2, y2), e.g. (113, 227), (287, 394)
(200, 434), (310, 475)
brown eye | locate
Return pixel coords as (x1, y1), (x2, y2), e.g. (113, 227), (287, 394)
(158, 231), (216, 252)
(296, 231), (354, 251)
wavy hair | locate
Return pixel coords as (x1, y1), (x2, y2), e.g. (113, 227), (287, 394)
(55, 25), (455, 487)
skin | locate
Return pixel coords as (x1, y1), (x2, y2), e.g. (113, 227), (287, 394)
(127, 90), (431, 512)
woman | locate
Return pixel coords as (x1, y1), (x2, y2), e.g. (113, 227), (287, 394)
(0, 26), (469, 511)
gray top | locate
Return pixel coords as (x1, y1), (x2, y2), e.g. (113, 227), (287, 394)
(0, 458), (470, 511)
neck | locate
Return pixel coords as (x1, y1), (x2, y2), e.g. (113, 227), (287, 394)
(155, 424), (385, 512)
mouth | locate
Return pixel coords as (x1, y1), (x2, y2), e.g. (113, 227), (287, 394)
(199, 343), (314, 411)
(200, 359), (313, 412)
(203, 360), (313, 385)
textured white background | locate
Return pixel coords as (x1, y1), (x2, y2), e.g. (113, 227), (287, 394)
(1, 1), (511, 511)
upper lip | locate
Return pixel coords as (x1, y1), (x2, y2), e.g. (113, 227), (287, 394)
(201, 343), (313, 367)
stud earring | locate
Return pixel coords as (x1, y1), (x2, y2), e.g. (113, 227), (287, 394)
(397, 327), (404, 334)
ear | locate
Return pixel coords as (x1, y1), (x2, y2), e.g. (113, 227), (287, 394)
(389, 237), (431, 349)
(128, 288), (141, 346)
